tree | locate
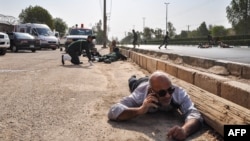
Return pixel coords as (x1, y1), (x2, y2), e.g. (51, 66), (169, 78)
(155, 28), (164, 39)
(226, 0), (250, 35)
(19, 5), (54, 29)
(179, 30), (188, 38)
(167, 22), (176, 38)
(92, 20), (104, 44)
(211, 25), (228, 37)
(197, 22), (209, 37)
(143, 27), (153, 40)
(120, 32), (133, 44)
(53, 18), (68, 37)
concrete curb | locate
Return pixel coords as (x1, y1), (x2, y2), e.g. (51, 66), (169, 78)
(121, 48), (250, 109)
(123, 47), (250, 80)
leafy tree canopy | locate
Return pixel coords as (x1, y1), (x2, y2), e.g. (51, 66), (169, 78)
(19, 5), (54, 29)
(53, 18), (68, 36)
(226, 0), (250, 34)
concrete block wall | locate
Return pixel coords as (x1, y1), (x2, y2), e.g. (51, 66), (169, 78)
(194, 72), (229, 96)
(120, 48), (250, 109)
(242, 65), (250, 79)
(221, 81), (250, 109)
(121, 46), (250, 80)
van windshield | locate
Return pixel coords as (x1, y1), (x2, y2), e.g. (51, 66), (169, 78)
(35, 28), (53, 36)
(69, 29), (92, 35)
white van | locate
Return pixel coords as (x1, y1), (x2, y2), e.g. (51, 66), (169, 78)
(14, 23), (59, 50)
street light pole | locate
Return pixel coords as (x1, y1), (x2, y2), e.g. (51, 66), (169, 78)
(164, 2), (170, 33)
(142, 17), (145, 31)
(103, 0), (107, 48)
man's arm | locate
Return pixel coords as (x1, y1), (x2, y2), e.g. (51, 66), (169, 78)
(109, 94), (158, 121)
(182, 118), (201, 137)
(116, 107), (144, 121)
(167, 87), (203, 140)
(167, 118), (201, 140)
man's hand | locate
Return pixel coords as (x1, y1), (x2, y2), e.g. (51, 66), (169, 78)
(138, 94), (159, 114)
(167, 125), (187, 141)
(116, 94), (159, 121)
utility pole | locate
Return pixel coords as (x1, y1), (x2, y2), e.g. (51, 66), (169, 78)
(187, 25), (190, 32)
(103, 0), (107, 48)
(142, 17), (145, 31)
(164, 2), (170, 33)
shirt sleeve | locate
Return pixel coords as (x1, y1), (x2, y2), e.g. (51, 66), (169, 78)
(173, 86), (203, 123)
(107, 82), (148, 120)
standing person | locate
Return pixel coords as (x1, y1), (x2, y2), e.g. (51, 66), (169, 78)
(110, 40), (117, 53)
(61, 35), (95, 65)
(207, 34), (213, 45)
(132, 29), (138, 48)
(159, 31), (169, 49)
(108, 71), (203, 141)
(136, 31), (140, 47)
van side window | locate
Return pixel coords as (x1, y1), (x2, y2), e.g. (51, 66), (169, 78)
(27, 27), (31, 33)
(32, 29), (37, 36)
(20, 28), (25, 33)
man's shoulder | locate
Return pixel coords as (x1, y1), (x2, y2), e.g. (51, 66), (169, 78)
(172, 86), (189, 103)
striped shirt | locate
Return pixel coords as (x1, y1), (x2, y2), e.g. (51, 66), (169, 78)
(108, 81), (203, 123)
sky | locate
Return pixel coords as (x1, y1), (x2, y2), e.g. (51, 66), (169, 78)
(0, 0), (232, 40)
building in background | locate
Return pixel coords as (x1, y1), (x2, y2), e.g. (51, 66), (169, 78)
(0, 14), (19, 32)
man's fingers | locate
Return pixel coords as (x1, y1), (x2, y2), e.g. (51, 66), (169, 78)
(167, 126), (176, 137)
(172, 128), (179, 138)
(167, 126), (186, 141)
(167, 126), (181, 139)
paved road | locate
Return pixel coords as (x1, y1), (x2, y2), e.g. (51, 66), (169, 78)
(123, 44), (250, 64)
(0, 47), (220, 140)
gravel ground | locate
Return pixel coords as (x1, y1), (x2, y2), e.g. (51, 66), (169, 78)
(0, 46), (223, 141)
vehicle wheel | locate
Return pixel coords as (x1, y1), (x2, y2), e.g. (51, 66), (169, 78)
(0, 49), (7, 55)
(31, 49), (36, 52)
(11, 45), (18, 52)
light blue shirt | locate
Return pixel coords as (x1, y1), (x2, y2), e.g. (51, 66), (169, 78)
(108, 81), (203, 123)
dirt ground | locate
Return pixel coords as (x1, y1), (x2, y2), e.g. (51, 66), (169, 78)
(0, 46), (223, 141)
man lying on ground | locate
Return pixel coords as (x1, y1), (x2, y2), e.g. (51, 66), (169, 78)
(108, 71), (203, 140)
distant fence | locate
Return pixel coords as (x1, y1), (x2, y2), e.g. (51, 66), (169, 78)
(145, 35), (250, 46)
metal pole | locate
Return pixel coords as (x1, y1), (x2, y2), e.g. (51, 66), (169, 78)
(142, 17), (145, 31)
(103, 0), (107, 48)
(164, 2), (169, 33)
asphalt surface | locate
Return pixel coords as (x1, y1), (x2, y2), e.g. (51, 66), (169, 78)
(0, 47), (222, 140)
(123, 44), (250, 64)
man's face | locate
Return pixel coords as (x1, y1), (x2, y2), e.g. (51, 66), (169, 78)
(150, 78), (173, 106)
(88, 37), (93, 42)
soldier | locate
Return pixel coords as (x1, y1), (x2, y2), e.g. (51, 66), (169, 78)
(61, 35), (95, 65)
(159, 31), (169, 49)
(132, 29), (138, 48)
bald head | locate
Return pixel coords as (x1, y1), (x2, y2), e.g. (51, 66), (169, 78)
(149, 71), (172, 87)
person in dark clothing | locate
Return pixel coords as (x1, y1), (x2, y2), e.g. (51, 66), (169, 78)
(207, 34), (213, 45)
(98, 47), (127, 63)
(61, 35), (95, 65)
(132, 29), (138, 48)
(90, 47), (102, 61)
(159, 31), (169, 49)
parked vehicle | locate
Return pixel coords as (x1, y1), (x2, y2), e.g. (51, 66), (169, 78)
(14, 23), (59, 50)
(7, 32), (40, 52)
(0, 32), (10, 55)
(54, 31), (60, 47)
(64, 27), (93, 51)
